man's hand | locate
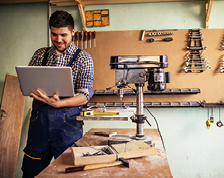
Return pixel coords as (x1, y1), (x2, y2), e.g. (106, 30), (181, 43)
(30, 88), (88, 108)
(30, 89), (61, 108)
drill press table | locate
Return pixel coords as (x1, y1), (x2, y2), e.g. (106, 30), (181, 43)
(36, 128), (172, 178)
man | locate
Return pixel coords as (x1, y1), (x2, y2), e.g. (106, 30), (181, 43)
(22, 10), (94, 178)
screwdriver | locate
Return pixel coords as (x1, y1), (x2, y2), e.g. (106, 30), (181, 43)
(93, 31), (96, 47)
(75, 31), (79, 47)
(84, 31), (88, 49)
(80, 31), (83, 49)
(89, 31), (92, 49)
(147, 37), (173, 43)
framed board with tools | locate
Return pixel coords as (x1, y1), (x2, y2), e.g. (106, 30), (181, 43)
(84, 29), (224, 105)
(86, 9), (109, 27)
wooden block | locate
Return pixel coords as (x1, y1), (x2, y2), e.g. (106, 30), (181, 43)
(111, 140), (157, 159)
(111, 140), (154, 153)
(0, 74), (25, 178)
(74, 140), (91, 147)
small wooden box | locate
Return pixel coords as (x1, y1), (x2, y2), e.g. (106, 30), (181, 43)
(71, 141), (157, 166)
(72, 145), (117, 166)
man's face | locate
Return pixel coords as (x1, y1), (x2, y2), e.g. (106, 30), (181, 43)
(51, 26), (75, 53)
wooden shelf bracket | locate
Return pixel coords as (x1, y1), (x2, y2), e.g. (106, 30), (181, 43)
(49, 0), (87, 31)
(205, 0), (213, 29)
(75, 0), (87, 31)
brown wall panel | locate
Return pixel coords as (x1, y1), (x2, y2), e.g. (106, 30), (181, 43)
(84, 29), (224, 103)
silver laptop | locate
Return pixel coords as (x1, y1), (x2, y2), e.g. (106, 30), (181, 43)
(15, 66), (75, 97)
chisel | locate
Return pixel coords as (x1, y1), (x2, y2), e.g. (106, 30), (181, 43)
(93, 31), (96, 47)
(75, 31), (79, 47)
(89, 31), (92, 48)
(80, 31), (83, 49)
(85, 31), (88, 49)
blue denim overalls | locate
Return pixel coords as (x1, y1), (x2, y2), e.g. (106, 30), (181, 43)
(22, 48), (83, 178)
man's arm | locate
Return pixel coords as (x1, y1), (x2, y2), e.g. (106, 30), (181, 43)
(30, 89), (87, 108)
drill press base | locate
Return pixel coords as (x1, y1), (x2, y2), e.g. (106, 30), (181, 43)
(108, 134), (152, 146)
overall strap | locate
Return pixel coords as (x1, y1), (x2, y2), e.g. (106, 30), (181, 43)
(67, 48), (82, 67)
(42, 47), (82, 67)
(42, 47), (51, 66)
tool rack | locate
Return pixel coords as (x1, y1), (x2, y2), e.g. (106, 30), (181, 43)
(94, 88), (200, 95)
(200, 100), (224, 108)
(184, 29), (211, 73)
(86, 101), (200, 108)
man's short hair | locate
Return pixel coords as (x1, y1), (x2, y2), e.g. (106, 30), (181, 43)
(49, 10), (74, 31)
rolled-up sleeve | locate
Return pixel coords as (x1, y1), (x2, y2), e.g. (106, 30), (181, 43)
(75, 52), (94, 101)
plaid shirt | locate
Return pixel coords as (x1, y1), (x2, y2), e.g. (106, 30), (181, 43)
(29, 42), (94, 101)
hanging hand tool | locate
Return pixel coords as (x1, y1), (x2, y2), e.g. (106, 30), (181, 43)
(217, 120), (223, 127)
(80, 110), (119, 116)
(141, 29), (178, 41)
(65, 157), (129, 173)
(84, 31), (88, 49)
(147, 37), (173, 43)
(210, 108), (214, 123)
(89, 31), (92, 49)
(75, 31), (79, 47)
(206, 119), (211, 129)
(217, 108), (223, 128)
(93, 31), (96, 47)
(206, 108), (213, 129)
(147, 32), (174, 36)
(81, 31), (83, 49)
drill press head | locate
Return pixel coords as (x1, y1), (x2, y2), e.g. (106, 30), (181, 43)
(110, 55), (170, 91)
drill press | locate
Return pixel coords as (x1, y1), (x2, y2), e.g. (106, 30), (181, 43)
(107, 55), (170, 146)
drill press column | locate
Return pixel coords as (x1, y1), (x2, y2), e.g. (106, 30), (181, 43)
(136, 84), (145, 138)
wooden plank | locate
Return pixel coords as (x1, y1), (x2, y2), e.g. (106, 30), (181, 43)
(0, 0), (47, 3)
(0, 74), (25, 178)
(49, 0), (205, 6)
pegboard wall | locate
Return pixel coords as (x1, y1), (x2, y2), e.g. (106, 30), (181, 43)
(83, 29), (224, 104)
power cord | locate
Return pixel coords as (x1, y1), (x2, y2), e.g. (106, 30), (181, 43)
(143, 101), (166, 152)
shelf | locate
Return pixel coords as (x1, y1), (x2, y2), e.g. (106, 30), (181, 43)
(48, 0), (213, 29)
(200, 100), (224, 108)
(86, 102), (200, 108)
(0, 0), (213, 29)
(49, 0), (205, 6)
(94, 88), (200, 96)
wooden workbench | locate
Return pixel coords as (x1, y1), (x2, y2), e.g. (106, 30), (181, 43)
(36, 128), (172, 178)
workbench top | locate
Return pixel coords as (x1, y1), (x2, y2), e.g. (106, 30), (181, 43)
(36, 128), (172, 178)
